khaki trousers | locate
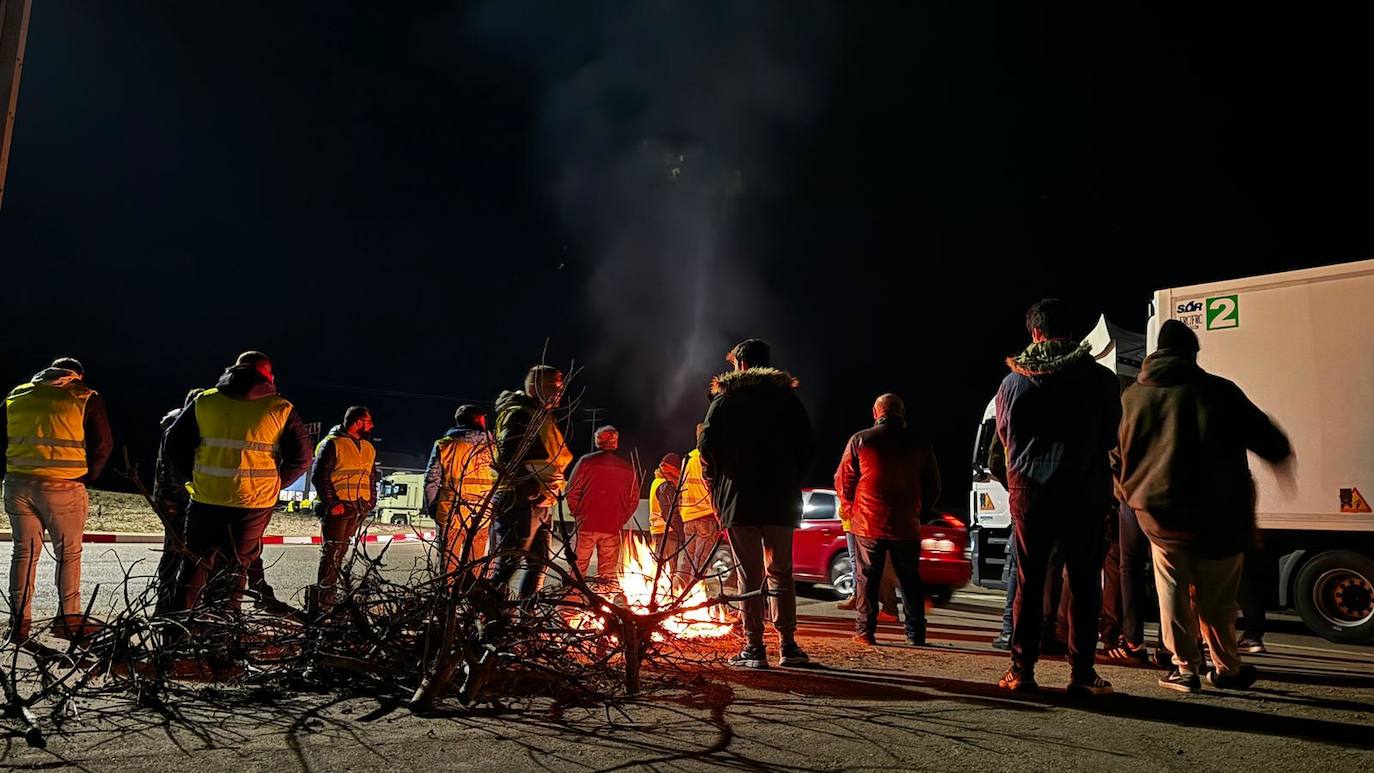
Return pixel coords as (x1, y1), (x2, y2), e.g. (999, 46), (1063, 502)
(1150, 542), (1243, 676)
(4, 476), (88, 624)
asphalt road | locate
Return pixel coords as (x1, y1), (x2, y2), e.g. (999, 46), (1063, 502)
(0, 542), (1371, 771)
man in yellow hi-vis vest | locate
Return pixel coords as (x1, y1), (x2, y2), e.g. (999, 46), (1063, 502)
(2, 357), (112, 640)
(423, 404), (496, 575)
(165, 352), (312, 610)
(310, 406), (378, 609)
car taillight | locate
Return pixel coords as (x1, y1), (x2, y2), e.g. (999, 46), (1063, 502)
(921, 537), (958, 554)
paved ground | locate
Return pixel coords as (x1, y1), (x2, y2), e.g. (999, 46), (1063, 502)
(1, 541), (1371, 771)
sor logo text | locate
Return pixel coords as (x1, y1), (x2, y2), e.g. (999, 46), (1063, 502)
(1174, 296), (1239, 332)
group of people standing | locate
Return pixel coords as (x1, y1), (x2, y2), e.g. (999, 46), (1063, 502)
(992, 299), (1292, 696)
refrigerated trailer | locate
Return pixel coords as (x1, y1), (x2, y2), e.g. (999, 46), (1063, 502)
(971, 259), (1374, 644)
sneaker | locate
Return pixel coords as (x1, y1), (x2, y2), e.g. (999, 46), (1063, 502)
(998, 667), (1038, 692)
(1104, 639), (1150, 663)
(836, 597), (857, 611)
(728, 645), (769, 669)
(1157, 669), (1201, 693)
(853, 632), (877, 646)
(1067, 673), (1113, 696)
(905, 633), (926, 646)
(1237, 637), (1267, 654)
(1206, 664), (1258, 690)
(779, 642), (810, 667)
(877, 609), (900, 622)
(991, 633), (1012, 651)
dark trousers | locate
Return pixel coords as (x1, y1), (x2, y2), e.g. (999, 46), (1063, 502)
(1117, 503), (1150, 645)
(1098, 510), (1122, 642)
(316, 502), (369, 607)
(1009, 490), (1106, 679)
(488, 492), (551, 599)
(999, 534), (1018, 638)
(728, 524), (797, 647)
(155, 507), (188, 614)
(853, 536), (925, 639)
(177, 501), (275, 611)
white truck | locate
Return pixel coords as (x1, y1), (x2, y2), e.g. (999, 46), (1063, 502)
(970, 259), (1374, 644)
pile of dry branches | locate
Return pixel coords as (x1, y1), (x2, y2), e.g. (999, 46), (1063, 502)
(0, 365), (743, 748)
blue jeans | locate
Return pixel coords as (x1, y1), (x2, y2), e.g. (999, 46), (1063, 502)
(1000, 532), (1017, 638)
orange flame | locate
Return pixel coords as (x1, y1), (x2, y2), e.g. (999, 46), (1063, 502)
(618, 534), (732, 639)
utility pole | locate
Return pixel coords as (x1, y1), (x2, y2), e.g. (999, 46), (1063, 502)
(0, 0), (33, 210)
(584, 407), (605, 452)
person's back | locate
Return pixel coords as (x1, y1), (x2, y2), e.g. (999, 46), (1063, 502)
(843, 419), (940, 541)
(996, 341), (1120, 503)
(701, 367), (811, 528)
(1118, 330), (1292, 558)
(567, 448), (638, 533)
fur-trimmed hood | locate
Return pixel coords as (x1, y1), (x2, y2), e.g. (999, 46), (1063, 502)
(710, 367), (799, 396)
(1005, 340), (1092, 378)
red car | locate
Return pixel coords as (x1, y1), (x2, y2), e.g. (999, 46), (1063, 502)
(791, 488), (971, 605)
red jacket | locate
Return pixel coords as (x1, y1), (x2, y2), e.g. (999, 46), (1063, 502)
(566, 450), (639, 533)
(834, 417), (941, 540)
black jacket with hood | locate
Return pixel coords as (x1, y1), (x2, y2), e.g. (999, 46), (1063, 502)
(699, 367), (812, 529)
(164, 365), (313, 504)
(1117, 349), (1292, 557)
(994, 340), (1121, 511)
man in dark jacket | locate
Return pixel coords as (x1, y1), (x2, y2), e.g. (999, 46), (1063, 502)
(567, 425), (638, 579)
(835, 393), (940, 646)
(995, 300), (1120, 696)
(700, 339), (812, 669)
(310, 406), (378, 611)
(488, 365), (573, 599)
(166, 352), (313, 610)
(152, 387), (203, 613)
(1117, 320), (1292, 692)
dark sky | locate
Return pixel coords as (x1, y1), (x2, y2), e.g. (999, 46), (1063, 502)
(3, 2), (1372, 514)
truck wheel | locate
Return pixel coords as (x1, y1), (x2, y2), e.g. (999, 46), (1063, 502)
(928, 586), (953, 607)
(829, 553), (855, 599)
(390, 513), (409, 526)
(1294, 550), (1374, 644)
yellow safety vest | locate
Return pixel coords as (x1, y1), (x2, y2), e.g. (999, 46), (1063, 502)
(316, 431), (376, 503)
(649, 475), (674, 535)
(433, 430), (496, 521)
(679, 449), (715, 522)
(493, 400), (573, 496)
(191, 388), (294, 508)
(5, 380), (93, 480)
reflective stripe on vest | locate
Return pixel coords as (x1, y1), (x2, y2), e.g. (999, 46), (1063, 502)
(5, 381), (93, 480)
(191, 388), (293, 508)
(315, 432), (376, 502)
(679, 450), (715, 522)
(433, 431), (495, 520)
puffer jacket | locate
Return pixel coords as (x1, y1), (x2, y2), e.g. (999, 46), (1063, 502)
(699, 367), (812, 528)
(492, 389), (573, 504)
(994, 340), (1120, 510)
(1117, 349), (1292, 557)
(566, 449), (639, 533)
(834, 416), (941, 541)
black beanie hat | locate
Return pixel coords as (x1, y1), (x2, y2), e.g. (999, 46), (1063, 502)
(1157, 319), (1200, 355)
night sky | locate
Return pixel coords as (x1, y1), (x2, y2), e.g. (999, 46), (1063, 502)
(3, 2), (1372, 515)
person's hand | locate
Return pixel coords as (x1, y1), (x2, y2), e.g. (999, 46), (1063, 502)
(329, 503), (345, 516)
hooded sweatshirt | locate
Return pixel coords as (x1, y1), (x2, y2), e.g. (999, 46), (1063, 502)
(699, 367), (812, 528)
(164, 365), (313, 501)
(994, 340), (1120, 509)
(1117, 349), (1292, 557)
(1, 367), (113, 484)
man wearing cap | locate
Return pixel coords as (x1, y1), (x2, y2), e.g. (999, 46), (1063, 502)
(311, 406), (378, 611)
(700, 338), (812, 668)
(1117, 319), (1293, 693)
(424, 405), (497, 575)
(566, 425), (639, 581)
(2, 357), (113, 639)
(166, 351), (313, 610)
(488, 365), (574, 598)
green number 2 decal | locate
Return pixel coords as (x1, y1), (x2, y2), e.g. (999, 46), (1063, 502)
(1206, 295), (1239, 330)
